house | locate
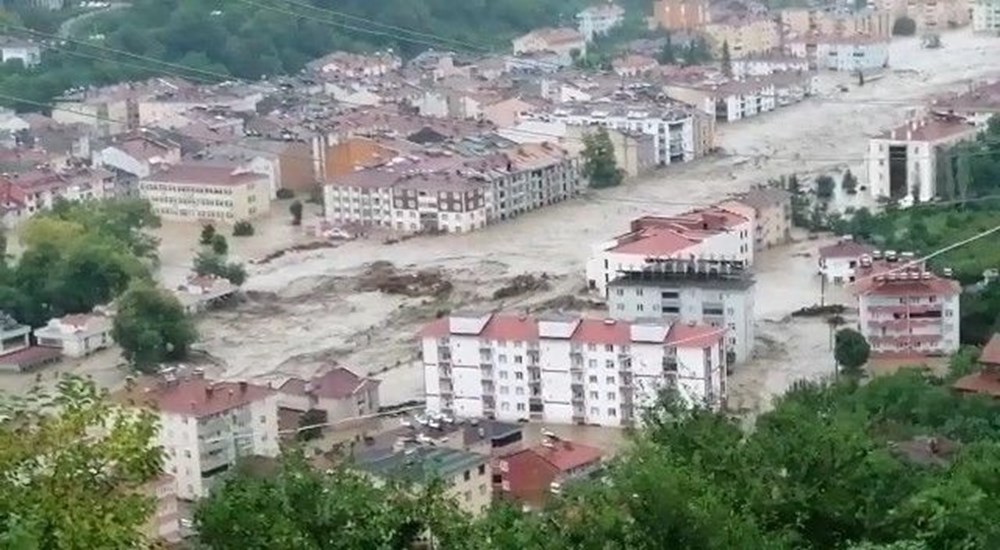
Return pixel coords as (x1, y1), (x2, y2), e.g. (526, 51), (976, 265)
(576, 3), (625, 42)
(481, 97), (537, 128)
(92, 133), (183, 197)
(500, 121), (658, 177)
(140, 163), (272, 222)
(607, 259), (755, 363)
(355, 446), (492, 515)
(702, 18), (780, 58)
(420, 311), (727, 427)
(115, 370), (280, 500)
(953, 334), (1000, 397)
(33, 313), (113, 358)
(787, 35), (889, 72)
(498, 435), (603, 509)
(818, 239), (876, 285)
(973, 0), (1000, 33)
(0, 36), (42, 67)
(278, 366), (381, 426)
(653, 0), (710, 30)
(173, 275), (238, 314)
(585, 209), (754, 297)
(866, 117), (978, 206)
(305, 51), (401, 77)
(0, 311), (60, 373)
(664, 78), (778, 123)
(319, 136), (399, 181)
(611, 54), (659, 77)
(719, 187), (793, 250)
(512, 28), (587, 65)
(852, 257), (962, 358)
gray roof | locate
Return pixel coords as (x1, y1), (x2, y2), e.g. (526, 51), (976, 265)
(355, 446), (487, 484)
(734, 187), (791, 210)
(610, 268), (755, 291)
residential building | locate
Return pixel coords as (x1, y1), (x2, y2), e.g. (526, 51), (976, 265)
(140, 163), (272, 222)
(665, 79), (778, 122)
(501, 121), (658, 177)
(172, 274), (238, 315)
(702, 18), (781, 58)
(787, 35), (889, 72)
(0, 167), (112, 216)
(141, 475), (181, 543)
(973, 0), (1000, 33)
(606, 259), (755, 363)
(719, 187), (792, 250)
(92, 133), (182, 196)
(305, 51), (401, 77)
(498, 435), (603, 509)
(0, 36), (42, 67)
(115, 371), (280, 500)
(852, 258), (962, 357)
(512, 28), (587, 65)
(866, 117), (978, 205)
(278, 366), (381, 424)
(0, 311), (60, 373)
(481, 97), (537, 128)
(356, 446), (492, 515)
(931, 80), (1000, 129)
(731, 55), (810, 77)
(780, 8), (892, 39)
(576, 3), (626, 42)
(818, 239), (876, 284)
(0, 312), (30, 356)
(420, 312), (727, 427)
(586, 209), (754, 297)
(952, 333), (1000, 397)
(33, 313), (113, 358)
(653, 0), (710, 30)
(319, 136), (398, 181)
(611, 54), (659, 77)
(908, 0), (971, 32)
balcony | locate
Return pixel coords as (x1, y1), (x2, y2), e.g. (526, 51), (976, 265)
(571, 393), (584, 403)
(663, 359), (678, 372)
(480, 364), (493, 381)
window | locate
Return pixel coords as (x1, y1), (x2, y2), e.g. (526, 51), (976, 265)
(478, 464), (486, 475)
(498, 354), (508, 363)
(605, 360), (615, 369)
(500, 386), (509, 395)
(615, 288), (624, 296)
(259, 415), (266, 424)
(604, 344), (614, 352)
(479, 484), (487, 495)
(587, 343), (596, 351)
(515, 387), (524, 396)
(184, 450), (191, 458)
(515, 372), (524, 380)
(501, 402), (510, 411)
(499, 371), (508, 380)
(606, 376), (616, 384)
(608, 408), (617, 417)
(589, 375), (598, 383)
(636, 288), (644, 296)
(637, 304), (644, 312)
(588, 359), (598, 368)
(589, 391), (599, 399)
(607, 392), (617, 401)
(516, 403), (525, 411)
(464, 470), (471, 481)
(464, 491), (472, 501)
(590, 407), (599, 415)
(514, 355), (523, 364)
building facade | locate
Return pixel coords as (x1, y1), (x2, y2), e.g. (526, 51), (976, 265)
(818, 239), (876, 285)
(33, 313), (113, 358)
(653, 0), (710, 30)
(787, 36), (890, 71)
(576, 3), (625, 42)
(498, 435), (603, 509)
(703, 18), (781, 58)
(278, 366), (381, 424)
(973, 0), (1000, 33)
(719, 187), (793, 250)
(421, 312), (727, 428)
(140, 163), (271, 222)
(606, 259), (755, 363)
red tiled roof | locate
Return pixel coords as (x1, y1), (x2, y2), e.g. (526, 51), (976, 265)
(481, 314), (540, 342)
(533, 439), (603, 472)
(420, 317), (449, 338)
(981, 334), (1000, 366)
(953, 371), (1000, 398)
(610, 228), (701, 256)
(878, 118), (976, 142)
(280, 366), (379, 400)
(501, 449), (559, 508)
(819, 240), (874, 259)
(666, 323), (725, 348)
(117, 376), (274, 418)
(570, 319), (631, 346)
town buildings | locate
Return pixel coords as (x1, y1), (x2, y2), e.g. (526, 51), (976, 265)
(0, 36), (42, 67)
(852, 257), (962, 357)
(781, 8), (892, 39)
(931, 80), (1000, 129)
(611, 54), (659, 77)
(576, 3), (625, 42)
(512, 28), (587, 65)
(33, 313), (113, 358)
(116, 371), (280, 500)
(818, 239), (876, 285)
(278, 366), (381, 426)
(606, 259), (755, 363)
(585, 209), (754, 297)
(973, 0), (1000, 33)
(92, 133), (182, 195)
(142, 475), (181, 543)
(702, 18), (781, 58)
(498, 434), (603, 509)
(731, 54), (810, 78)
(866, 117), (978, 205)
(719, 187), (793, 250)
(787, 35), (890, 71)
(952, 333), (1000, 397)
(139, 163), (272, 222)
(653, 0), (710, 31)
(173, 275), (239, 315)
(305, 51), (401, 77)
(420, 311), (727, 428)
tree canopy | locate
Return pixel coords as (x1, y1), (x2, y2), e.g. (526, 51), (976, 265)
(112, 281), (198, 373)
(582, 128), (623, 189)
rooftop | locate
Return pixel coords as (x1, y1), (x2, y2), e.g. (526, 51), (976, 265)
(819, 239), (875, 259)
(146, 163), (265, 186)
(115, 374), (274, 418)
(981, 334), (1000, 366)
(853, 262), (961, 297)
(357, 446), (487, 484)
(876, 117), (977, 143)
(610, 261), (755, 291)
(279, 366), (380, 401)
(731, 187), (792, 210)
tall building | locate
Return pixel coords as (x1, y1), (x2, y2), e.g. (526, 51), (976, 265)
(140, 163), (272, 223)
(420, 312), (727, 428)
(576, 3), (625, 42)
(606, 259), (755, 364)
(653, 0), (710, 30)
(973, 0), (1000, 34)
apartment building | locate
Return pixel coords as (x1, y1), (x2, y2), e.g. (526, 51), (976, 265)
(781, 8), (892, 39)
(140, 163), (272, 222)
(92, 133), (182, 195)
(141, 475), (181, 543)
(305, 51), (401, 77)
(665, 78), (778, 122)
(907, 0), (971, 32)
(512, 28), (587, 65)
(0, 167), (112, 216)
(818, 239), (876, 284)
(973, 0), (1000, 33)
(501, 121), (658, 177)
(866, 117), (978, 205)
(702, 18), (781, 58)
(538, 103), (703, 165)
(278, 366), (381, 424)
(116, 371), (280, 500)
(853, 257), (961, 357)
(787, 35), (890, 71)
(420, 312), (727, 428)
(731, 54), (810, 77)
(33, 313), (113, 358)
(498, 435), (603, 509)
(606, 260), (755, 363)
(357, 446), (492, 515)
(576, 3), (625, 42)
(719, 187), (793, 250)
(586, 209), (754, 297)
(653, 0), (710, 30)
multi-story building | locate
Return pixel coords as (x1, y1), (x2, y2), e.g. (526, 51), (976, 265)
(420, 312), (727, 428)
(586, 209), (754, 296)
(278, 366), (381, 425)
(512, 28), (587, 65)
(664, 78), (779, 123)
(973, 0), (1000, 33)
(141, 475), (181, 543)
(818, 239), (876, 285)
(702, 18), (781, 58)
(92, 133), (182, 196)
(33, 313), (113, 358)
(606, 259), (755, 363)
(140, 163), (272, 222)
(731, 54), (811, 77)
(116, 371), (280, 500)
(498, 434), (603, 509)
(305, 51), (401, 77)
(781, 8), (892, 39)
(852, 258), (961, 357)
(931, 80), (1000, 129)
(653, 0), (710, 30)
(787, 35), (890, 72)
(908, 0), (971, 32)
(356, 446), (492, 515)
(866, 117), (978, 205)
(576, 3), (625, 42)
(719, 187), (793, 250)
(537, 102), (702, 165)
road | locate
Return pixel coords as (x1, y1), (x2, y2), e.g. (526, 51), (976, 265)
(57, 3), (130, 38)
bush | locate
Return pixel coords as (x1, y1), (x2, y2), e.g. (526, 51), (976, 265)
(893, 16), (916, 36)
(233, 221), (255, 237)
(276, 188), (295, 199)
(199, 224), (216, 245)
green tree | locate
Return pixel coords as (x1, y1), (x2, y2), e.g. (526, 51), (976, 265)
(843, 169), (859, 195)
(658, 31), (675, 64)
(893, 16), (917, 36)
(721, 40), (732, 77)
(211, 233), (229, 255)
(290, 200), (303, 226)
(200, 223), (217, 245)
(0, 376), (163, 549)
(112, 282), (197, 373)
(850, 207), (877, 240)
(835, 328), (871, 376)
(233, 220), (255, 236)
(816, 174), (836, 201)
(193, 251), (248, 286)
(582, 128), (623, 189)
(296, 409), (327, 441)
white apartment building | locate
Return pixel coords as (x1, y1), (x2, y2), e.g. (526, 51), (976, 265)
(606, 260), (755, 364)
(33, 313), (113, 358)
(787, 36), (889, 72)
(866, 117), (978, 205)
(537, 103), (698, 165)
(511, 28), (587, 65)
(421, 312), (726, 428)
(117, 372), (280, 500)
(853, 258), (961, 357)
(664, 80), (780, 123)
(731, 55), (810, 77)
(140, 163), (271, 222)
(973, 0), (1000, 33)
(576, 3), (626, 42)
(818, 239), (876, 285)
(586, 210), (754, 297)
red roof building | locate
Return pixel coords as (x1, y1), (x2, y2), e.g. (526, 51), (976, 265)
(278, 366), (381, 424)
(953, 334), (1000, 398)
(498, 437), (603, 509)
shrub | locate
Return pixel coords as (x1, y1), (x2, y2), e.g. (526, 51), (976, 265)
(276, 188), (295, 199)
(233, 221), (255, 237)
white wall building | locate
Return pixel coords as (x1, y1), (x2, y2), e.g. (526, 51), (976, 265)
(787, 36), (889, 72)
(117, 373), (280, 500)
(576, 3), (626, 42)
(33, 313), (113, 358)
(0, 38), (42, 67)
(973, 0), (1000, 34)
(866, 117), (978, 205)
(731, 55), (810, 77)
(421, 312), (726, 428)
(278, 366), (381, 422)
(818, 239), (875, 285)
